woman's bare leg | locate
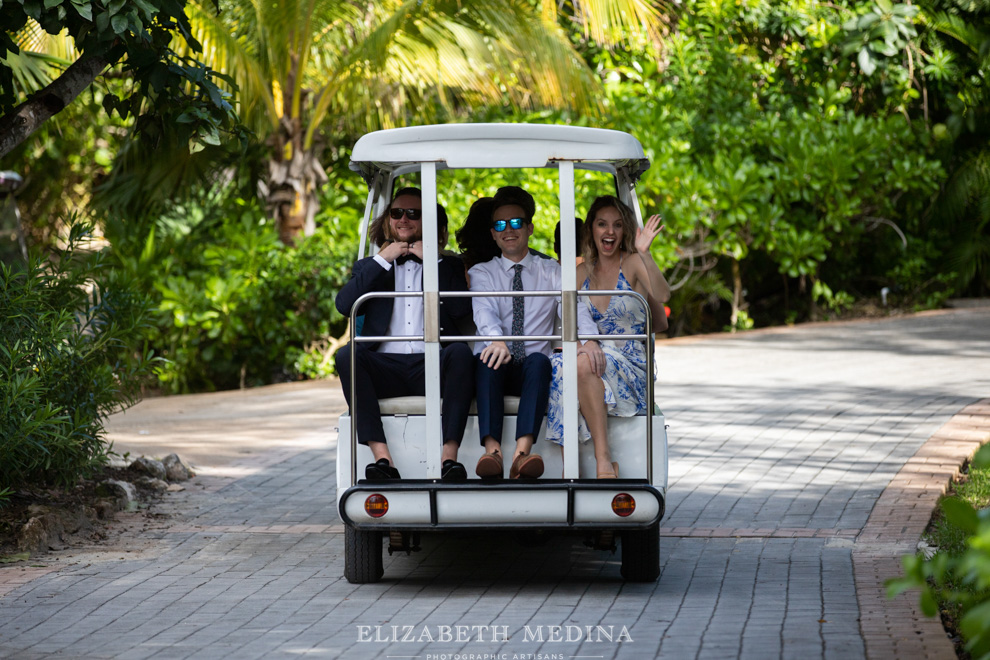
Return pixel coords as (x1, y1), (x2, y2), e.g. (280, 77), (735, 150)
(577, 354), (615, 477)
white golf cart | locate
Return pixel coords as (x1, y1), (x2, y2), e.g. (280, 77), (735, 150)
(335, 124), (668, 583)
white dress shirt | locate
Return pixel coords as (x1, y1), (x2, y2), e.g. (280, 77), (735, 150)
(468, 252), (597, 356)
(373, 254), (424, 354)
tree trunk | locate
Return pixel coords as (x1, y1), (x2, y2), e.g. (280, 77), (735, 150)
(263, 115), (328, 246)
(0, 53), (112, 159)
(806, 275), (820, 322)
(730, 259), (744, 332)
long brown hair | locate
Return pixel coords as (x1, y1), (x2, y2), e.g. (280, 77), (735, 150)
(369, 187), (449, 247)
(581, 195), (637, 264)
(455, 197), (500, 269)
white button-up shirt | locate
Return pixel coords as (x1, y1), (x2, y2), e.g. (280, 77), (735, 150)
(468, 252), (597, 356)
(373, 254), (424, 354)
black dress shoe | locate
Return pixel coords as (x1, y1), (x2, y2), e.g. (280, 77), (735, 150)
(441, 459), (467, 482)
(366, 458), (401, 480)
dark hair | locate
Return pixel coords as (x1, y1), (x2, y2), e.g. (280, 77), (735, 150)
(582, 195), (637, 264)
(554, 217), (584, 259)
(455, 197), (500, 269)
(491, 185), (536, 221)
(369, 187), (448, 247)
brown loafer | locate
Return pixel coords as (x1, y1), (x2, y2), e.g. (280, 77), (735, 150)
(475, 450), (503, 479)
(510, 452), (544, 479)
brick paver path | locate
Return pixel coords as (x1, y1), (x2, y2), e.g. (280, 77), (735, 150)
(1, 308), (988, 659)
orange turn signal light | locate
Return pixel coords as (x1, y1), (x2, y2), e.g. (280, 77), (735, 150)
(365, 494), (388, 518)
(611, 493), (636, 517)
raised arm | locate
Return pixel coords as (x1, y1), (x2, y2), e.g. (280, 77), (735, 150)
(633, 215), (671, 332)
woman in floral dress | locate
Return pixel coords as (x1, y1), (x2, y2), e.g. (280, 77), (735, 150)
(546, 196), (671, 478)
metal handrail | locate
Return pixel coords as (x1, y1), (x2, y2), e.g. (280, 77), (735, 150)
(346, 287), (655, 484)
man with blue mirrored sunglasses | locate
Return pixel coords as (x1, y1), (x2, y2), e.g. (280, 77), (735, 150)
(492, 217), (526, 232)
(468, 186), (598, 480)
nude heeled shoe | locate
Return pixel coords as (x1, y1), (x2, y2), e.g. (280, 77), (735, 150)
(597, 461), (619, 479)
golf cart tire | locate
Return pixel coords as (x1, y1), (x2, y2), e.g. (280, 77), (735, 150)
(345, 525), (383, 584)
(620, 522), (660, 582)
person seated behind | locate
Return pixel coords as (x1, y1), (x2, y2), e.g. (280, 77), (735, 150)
(545, 195), (671, 478)
(455, 197), (500, 273)
(334, 187), (475, 482)
(554, 216), (585, 264)
(468, 186), (599, 480)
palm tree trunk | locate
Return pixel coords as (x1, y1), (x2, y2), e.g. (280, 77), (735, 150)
(264, 117), (327, 246)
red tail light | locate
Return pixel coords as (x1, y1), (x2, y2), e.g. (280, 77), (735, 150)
(365, 494), (388, 518)
(611, 493), (636, 517)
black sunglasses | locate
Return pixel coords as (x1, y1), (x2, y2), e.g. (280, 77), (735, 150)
(493, 218), (526, 232)
(389, 207), (422, 221)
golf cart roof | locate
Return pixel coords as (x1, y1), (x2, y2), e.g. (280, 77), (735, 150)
(349, 123), (649, 182)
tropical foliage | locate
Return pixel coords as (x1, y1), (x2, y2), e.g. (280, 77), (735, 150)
(1, 0), (988, 390)
(109, 190), (361, 393)
(0, 224), (155, 498)
(889, 443), (990, 659)
(0, 0), (238, 159)
(163, 0), (666, 243)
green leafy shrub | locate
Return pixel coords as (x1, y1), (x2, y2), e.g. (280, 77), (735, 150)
(889, 443), (990, 659)
(593, 0), (944, 330)
(127, 198), (357, 393)
(0, 224), (155, 500)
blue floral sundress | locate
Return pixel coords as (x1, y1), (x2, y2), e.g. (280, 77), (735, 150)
(546, 269), (652, 445)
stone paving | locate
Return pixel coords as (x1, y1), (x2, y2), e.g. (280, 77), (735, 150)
(1, 308), (989, 659)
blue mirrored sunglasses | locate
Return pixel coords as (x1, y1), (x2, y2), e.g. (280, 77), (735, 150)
(493, 218), (526, 232)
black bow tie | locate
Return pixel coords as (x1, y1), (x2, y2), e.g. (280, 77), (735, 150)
(395, 255), (422, 265)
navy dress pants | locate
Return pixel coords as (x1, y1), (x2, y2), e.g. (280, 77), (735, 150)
(336, 342), (475, 446)
(475, 352), (552, 445)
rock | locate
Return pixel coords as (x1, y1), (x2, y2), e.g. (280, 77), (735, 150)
(94, 499), (117, 520)
(162, 453), (195, 481)
(96, 479), (138, 511)
(135, 476), (168, 494)
(60, 509), (92, 535)
(18, 515), (62, 553)
(26, 504), (50, 518)
(131, 457), (167, 481)
(16, 508), (90, 553)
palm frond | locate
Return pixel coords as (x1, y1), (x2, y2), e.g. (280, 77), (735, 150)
(2, 20), (77, 99)
(14, 19), (78, 60)
(183, 0), (279, 133)
(571, 0), (669, 47)
(1, 48), (70, 96)
(940, 148), (990, 224)
(313, 0), (602, 132)
(924, 11), (982, 50)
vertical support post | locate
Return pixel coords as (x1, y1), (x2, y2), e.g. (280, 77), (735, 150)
(357, 188), (374, 259)
(350, 324), (358, 487)
(622, 172), (654, 482)
(558, 161), (579, 479)
(645, 299), (654, 484)
(421, 162), (442, 479)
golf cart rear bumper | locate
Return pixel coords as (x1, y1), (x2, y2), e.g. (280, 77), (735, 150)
(339, 480), (664, 531)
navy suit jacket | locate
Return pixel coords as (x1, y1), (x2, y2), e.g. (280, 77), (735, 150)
(334, 254), (471, 350)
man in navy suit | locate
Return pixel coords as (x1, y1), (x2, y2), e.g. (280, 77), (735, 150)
(335, 188), (475, 481)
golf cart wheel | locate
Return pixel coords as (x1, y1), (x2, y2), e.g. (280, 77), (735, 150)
(344, 525), (383, 584)
(620, 522), (660, 582)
